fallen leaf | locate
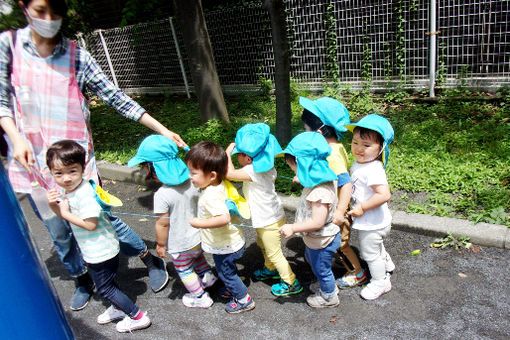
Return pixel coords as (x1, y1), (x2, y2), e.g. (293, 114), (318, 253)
(139, 218), (149, 222)
(329, 316), (337, 323)
(458, 272), (467, 278)
(111, 180), (116, 184)
(470, 245), (481, 253)
(411, 249), (421, 256)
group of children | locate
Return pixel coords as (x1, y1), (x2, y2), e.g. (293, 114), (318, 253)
(44, 96), (395, 333)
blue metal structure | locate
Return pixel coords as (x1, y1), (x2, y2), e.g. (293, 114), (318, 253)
(0, 165), (74, 339)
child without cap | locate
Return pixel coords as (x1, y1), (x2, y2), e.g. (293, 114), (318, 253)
(45, 140), (151, 333)
(299, 96), (366, 289)
(185, 141), (255, 314)
(225, 123), (303, 297)
(128, 135), (217, 309)
(345, 114), (395, 300)
(280, 132), (342, 308)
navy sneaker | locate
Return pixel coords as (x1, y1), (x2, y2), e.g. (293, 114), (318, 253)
(225, 296), (256, 314)
(70, 285), (93, 311)
(148, 256), (169, 292)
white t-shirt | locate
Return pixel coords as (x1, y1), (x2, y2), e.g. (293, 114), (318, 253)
(242, 164), (285, 227)
(350, 161), (392, 231)
(66, 180), (119, 264)
(153, 180), (201, 254)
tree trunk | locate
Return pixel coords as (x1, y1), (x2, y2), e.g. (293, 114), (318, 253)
(263, 0), (291, 144)
(173, 0), (229, 123)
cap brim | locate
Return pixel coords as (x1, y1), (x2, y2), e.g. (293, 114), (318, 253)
(231, 145), (240, 155)
(127, 156), (145, 167)
(299, 97), (319, 116)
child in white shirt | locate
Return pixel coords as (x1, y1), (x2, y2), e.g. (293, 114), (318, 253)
(344, 114), (395, 300)
(46, 140), (150, 333)
(226, 123), (302, 296)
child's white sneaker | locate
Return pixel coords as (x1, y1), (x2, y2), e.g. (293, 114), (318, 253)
(182, 291), (214, 308)
(97, 305), (126, 324)
(201, 271), (218, 288)
(116, 312), (151, 333)
(306, 291), (340, 308)
(385, 254), (395, 273)
(360, 275), (392, 300)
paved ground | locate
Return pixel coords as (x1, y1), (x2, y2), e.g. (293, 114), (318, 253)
(19, 179), (510, 340)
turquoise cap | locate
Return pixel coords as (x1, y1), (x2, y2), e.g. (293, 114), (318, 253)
(127, 135), (189, 185)
(345, 114), (394, 168)
(282, 132), (337, 188)
(232, 123), (282, 173)
(299, 96), (350, 140)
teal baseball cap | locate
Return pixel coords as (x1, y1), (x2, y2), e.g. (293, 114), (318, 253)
(345, 114), (394, 168)
(128, 135), (190, 185)
(232, 123), (283, 173)
(282, 132), (337, 188)
(299, 96), (350, 140)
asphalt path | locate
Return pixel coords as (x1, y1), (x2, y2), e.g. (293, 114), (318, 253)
(18, 179), (510, 340)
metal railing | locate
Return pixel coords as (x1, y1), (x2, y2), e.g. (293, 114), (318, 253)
(79, 0), (510, 96)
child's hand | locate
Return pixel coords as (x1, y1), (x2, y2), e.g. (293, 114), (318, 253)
(333, 210), (346, 226)
(347, 204), (364, 217)
(189, 217), (200, 228)
(156, 244), (167, 258)
(47, 189), (61, 206)
(279, 224), (294, 239)
(47, 189), (65, 216)
(225, 142), (236, 155)
(292, 175), (300, 184)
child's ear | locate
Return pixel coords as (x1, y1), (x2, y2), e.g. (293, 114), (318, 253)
(210, 171), (218, 183)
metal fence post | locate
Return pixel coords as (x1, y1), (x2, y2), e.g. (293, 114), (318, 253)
(98, 29), (119, 88)
(169, 17), (191, 98)
(429, 0), (437, 97)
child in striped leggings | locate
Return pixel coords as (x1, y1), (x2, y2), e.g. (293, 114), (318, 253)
(128, 135), (217, 308)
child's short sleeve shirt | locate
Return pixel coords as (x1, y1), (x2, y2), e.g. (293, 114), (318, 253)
(350, 160), (392, 230)
(296, 181), (340, 249)
(153, 180), (201, 254)
(327, 142), (351, 188)
(242, 164), (285, 227)
(198, 182), (244, 254)
(66, 180), (119, 264)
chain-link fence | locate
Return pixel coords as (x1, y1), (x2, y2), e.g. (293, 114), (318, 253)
(80, 0), (510, 95)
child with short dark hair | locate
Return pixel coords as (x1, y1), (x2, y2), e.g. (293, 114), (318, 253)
(46, 140), (151, 333)
(128, 135), (217, 309)
(185, 141), (255, 314)
(345, 114), (395, 300)
(279, 132), (342, 308)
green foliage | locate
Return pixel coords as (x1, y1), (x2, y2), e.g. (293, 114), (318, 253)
(90, 93), (510, 225)
(0, 0), (93, 37)
(324, 3), (339, 84)
(258, 76), (273, 100)
(430, 233), (472, 251)
(120, 0), (167, 27)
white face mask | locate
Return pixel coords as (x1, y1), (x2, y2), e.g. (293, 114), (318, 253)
(25, 8), (62, 38)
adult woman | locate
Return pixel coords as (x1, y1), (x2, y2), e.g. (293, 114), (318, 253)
(0, 0), (185, 313)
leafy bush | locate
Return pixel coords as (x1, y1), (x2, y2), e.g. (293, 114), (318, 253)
(90, 93), (510, 225)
